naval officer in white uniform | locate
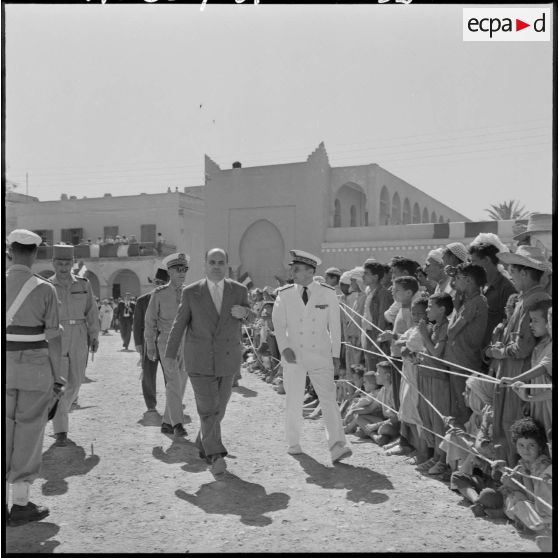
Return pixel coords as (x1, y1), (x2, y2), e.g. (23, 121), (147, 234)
(272, 249), (352, 464)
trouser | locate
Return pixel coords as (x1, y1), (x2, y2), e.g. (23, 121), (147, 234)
(448, 374), (472, 430)
(141, 351), (165, 410)
(189, 374), (235, 459)
(364, 332), (379, 372)
(120, 318), (133, 349)
(283, 362), (348, 453)
(6, 388), (51, 485)
(391, 360), (401, 411)
(53, 325), (89, 434)
(157, 336), (188, 426)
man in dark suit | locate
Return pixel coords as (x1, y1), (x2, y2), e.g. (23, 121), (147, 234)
(166, 248), (252, 477)
(133, 267), (169, 413)
(116, 292), (135, 351)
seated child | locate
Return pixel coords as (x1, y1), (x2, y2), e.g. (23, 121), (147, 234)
(339, 364), (366, 418)
(416, 292), (454, 473)
(356, 361), (399, 446)
(343, 370), (380, 434)
(501, 300), (552, 441)
(495, 417), (552, 535)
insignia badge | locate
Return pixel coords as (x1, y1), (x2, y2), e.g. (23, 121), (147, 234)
(315, 304), (329, 309)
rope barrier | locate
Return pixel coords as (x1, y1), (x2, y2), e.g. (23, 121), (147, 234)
(335, 377), (553, 501)
(242, 324), (281, 372)
(340, 304), (550, 389)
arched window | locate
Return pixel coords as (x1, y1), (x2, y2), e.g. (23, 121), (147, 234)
(350, 205), (357, 227)
(391, 193), (401, 225)
(379, 186), (390, 225)
(431, 211), (437, 224)
(334, 199), (341, 228)
(439, 215), (445, 224)
(403, 198), (411, 224)
(422, 207), (429, 223)
(412, 202), (421, 224)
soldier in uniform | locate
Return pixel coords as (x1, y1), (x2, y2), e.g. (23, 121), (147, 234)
(133, 266), (170, 413)
(50, 244), (99, 447)
(6, 229), (64, 525)
(272, 249), (352, 464)
(144, 253), (190, 439)
(324, 266), (342, 296)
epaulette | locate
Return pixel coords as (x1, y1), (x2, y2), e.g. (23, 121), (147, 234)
(154, 284), (169, 292)
(277, 284), (295, 291)
(320, 283), (336, 291)
(75, 275), (89, 282)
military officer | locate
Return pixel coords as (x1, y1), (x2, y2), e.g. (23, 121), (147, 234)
(144, 252), (189, 439)
(6, 229), (63, 525)
(324, 266), (342, 296)
(51, 244), (100, 446)
(272, 249), (352, 464)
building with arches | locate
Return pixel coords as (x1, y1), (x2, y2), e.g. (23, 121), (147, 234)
(204, 142), (467, 285)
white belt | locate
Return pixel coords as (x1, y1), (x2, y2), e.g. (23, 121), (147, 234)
(6, 333), (46, 341)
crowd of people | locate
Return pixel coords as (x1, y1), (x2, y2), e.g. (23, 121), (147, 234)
(5, 224), (552, 551)
(240, 232), (552, 551)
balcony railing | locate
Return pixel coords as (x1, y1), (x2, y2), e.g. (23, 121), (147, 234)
(36, 242), (177, 260)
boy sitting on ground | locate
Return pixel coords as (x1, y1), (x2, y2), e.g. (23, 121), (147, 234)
(355, 361), (399, 446)
(343, 370), (380, 434)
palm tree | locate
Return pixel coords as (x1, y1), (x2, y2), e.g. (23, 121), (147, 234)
(485, 200), (529, 221)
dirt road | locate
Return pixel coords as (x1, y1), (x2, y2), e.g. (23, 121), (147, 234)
(6, 332), (539, 552)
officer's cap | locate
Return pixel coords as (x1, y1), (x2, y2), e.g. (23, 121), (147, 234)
(325, 267), (342, 277)
(53, 244), (74, 260)
(7, 229), (42, 246)
(289, 249), (321, 269)
(163, 252), (190, 269)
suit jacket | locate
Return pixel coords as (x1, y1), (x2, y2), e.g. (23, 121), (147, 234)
(132, 292), (152, 348)
(367, 284), (393, 333)
(116, 300), (135, 321)
(165, 278), (250, 376)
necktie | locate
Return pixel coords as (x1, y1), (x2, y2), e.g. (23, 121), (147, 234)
(302, 286), (308, 305)
(212, 282), (222, 314)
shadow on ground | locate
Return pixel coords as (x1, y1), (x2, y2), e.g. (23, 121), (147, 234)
(152, 441), (208, 473)
(292, 453), (393, 504)
(175, 473), (289, 526)
(232, 386), (258, 398)
(41, 443), (100, 496)
(5, 521), (60, 553)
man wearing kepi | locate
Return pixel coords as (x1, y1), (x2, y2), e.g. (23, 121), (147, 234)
(165, 248), (251, 476)
(6, 229), (63, 525)
(51, 243), (99, 447)
(145, 253), (190, 438)
(272, 249), (352, 463)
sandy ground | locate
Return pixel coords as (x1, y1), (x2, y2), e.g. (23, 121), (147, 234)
(6, 331), (540, 553)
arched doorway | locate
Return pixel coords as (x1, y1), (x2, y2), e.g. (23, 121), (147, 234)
(431, 211), (437, 223)
(379, 186), (390, 225)
(422, 207), (429, 223)
(403, 198), (412, 224)
(239, 219), (286, 288)
(412, 202), (421, 224)
(110, 269), (141, 299)
(334, 183), (367, 227)
(391, 192), (401, 225)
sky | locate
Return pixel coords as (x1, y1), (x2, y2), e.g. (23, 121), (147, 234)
(3, 2), (553, 220)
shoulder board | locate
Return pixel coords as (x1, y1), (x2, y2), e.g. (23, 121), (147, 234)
(33, 273), (53, 284)
(75, 275), (89, 282)
(277, 284), (295, 291)
(320, 283), (336, 291)
(154, 284), (169, 292)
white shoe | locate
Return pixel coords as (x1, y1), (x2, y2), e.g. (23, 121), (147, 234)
(287, 445), (303, 455)
(331, 444), (353, 464)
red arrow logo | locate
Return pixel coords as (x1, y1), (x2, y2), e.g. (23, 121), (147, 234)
(516, 19), (530, 31)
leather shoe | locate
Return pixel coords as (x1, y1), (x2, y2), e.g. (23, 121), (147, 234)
(287, 445), (303, 455)
(173, 424), (187, 438)
(210, 456), (227, 476)
(160, 423), (174, 434)
(55, 432), (68, 447)
(8, 502), (50, 526)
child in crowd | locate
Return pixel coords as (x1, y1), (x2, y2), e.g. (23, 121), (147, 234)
(343, 370), (380, 434)
(501, 299), (552, 441)
(344, 267), (367, 375)
(496, 417), (552, 537)
(378, 276), (419, 427)
(490, 246), (551, 466)
(485, 293), (519, 377)
(444, 263), (488, 429)
(388, 297), (429, 457)
(416, 292), (454, 473)
(356, 361), (399, 446)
